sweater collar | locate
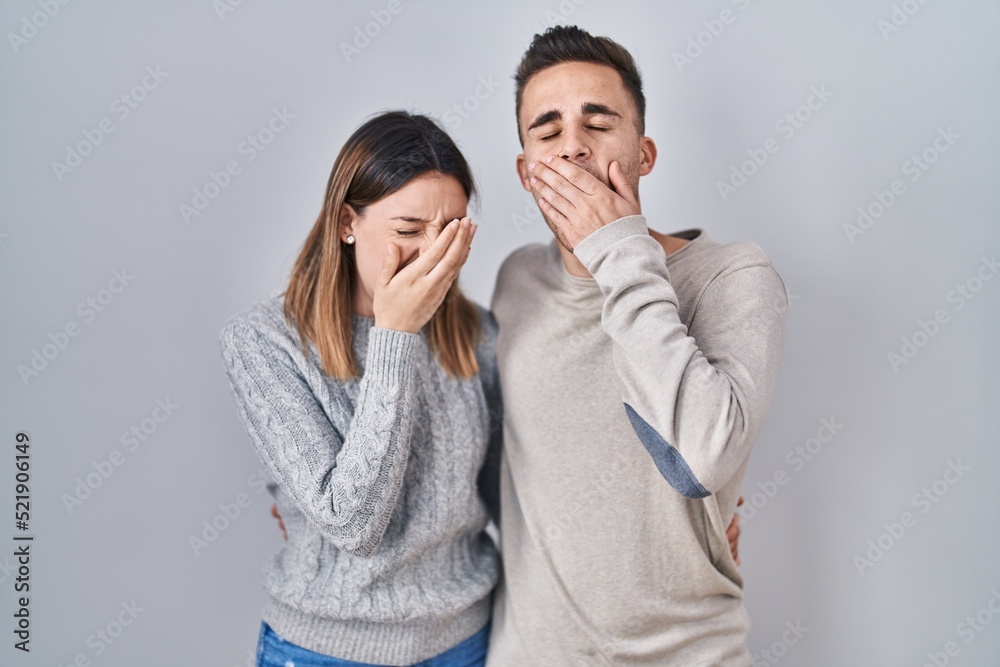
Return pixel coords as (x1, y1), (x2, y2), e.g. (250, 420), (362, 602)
(546, 226), (708, 294)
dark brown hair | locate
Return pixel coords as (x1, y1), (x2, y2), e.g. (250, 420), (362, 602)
(514, 25), (646, 144)
(283, 110), (482, 380)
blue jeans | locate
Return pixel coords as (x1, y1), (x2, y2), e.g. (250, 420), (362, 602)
(255, 620), (489, 667)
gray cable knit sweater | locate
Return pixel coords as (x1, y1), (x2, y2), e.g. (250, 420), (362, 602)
(218, 294), (502, 665)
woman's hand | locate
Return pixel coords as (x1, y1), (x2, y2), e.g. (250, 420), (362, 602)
(373, 217), (477, 334)
(727, 496), (744, 565)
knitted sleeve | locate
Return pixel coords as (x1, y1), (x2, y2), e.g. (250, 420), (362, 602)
(219, 316), (418, 557)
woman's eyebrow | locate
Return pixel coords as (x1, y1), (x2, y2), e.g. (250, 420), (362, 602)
(389, 215), (466, 223)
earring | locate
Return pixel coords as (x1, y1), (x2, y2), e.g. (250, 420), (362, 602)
(345, 235), (355, 244)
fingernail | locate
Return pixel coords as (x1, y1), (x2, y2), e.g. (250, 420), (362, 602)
(545, 155), (554, 163)
(528, 161), (537, 170)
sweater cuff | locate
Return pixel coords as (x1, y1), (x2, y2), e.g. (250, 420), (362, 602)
(365, 326), (418, 386)
(572, 214), (650, 270)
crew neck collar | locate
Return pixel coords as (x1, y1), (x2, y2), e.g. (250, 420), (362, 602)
(548, 237), (602, 292)
(663, 228), (704, 260)
(547, 227), (706, 291)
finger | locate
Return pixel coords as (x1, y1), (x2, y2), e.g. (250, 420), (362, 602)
(378, 241), (401, 287)
(737, 495), (746, 507)
(427, 218), (473, 284)
(534, 156), (599, 197)
(463, 223), (478, 255)
(609, 161), (638, 207)
(404, 218), (462, 278)
(463, 223), (478, 261)
(529, 167), (579, 215)
(536, 194), (572, 237)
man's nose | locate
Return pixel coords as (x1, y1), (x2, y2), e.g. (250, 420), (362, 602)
(557, 127), (591, 162)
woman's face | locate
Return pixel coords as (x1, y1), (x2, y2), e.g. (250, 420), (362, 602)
(340, 171), (469, 316)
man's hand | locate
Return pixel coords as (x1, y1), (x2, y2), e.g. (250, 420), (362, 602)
(271, 502), (287, 541)
(526, 156), (640, 250)
(727, 496), (744, 565)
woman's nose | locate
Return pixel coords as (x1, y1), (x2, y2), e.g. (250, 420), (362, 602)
(404, 220), (449, 266)
(422, 219), (453, 248)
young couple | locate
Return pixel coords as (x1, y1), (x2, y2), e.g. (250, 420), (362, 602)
(220, 25), (786, 667)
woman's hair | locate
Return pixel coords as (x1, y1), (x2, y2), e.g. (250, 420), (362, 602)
(283, 110), (482, 380)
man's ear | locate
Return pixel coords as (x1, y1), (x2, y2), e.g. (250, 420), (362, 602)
(515, 153), (531, 192)
(338, 203), (358, 239)
(638, 136), (658, 177)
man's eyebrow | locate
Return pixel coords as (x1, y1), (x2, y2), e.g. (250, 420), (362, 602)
(581, 102), (622, 120)
(527, 109), (561, 132)
(527, 102), (623, 132)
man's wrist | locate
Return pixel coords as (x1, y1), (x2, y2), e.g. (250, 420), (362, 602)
(572, 214), (649, 268)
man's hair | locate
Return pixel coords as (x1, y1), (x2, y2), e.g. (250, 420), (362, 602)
(513, 25), (646, 144)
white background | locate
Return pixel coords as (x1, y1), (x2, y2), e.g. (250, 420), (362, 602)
(2, 1), (998, 665)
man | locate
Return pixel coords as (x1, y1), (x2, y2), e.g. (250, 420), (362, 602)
(483, 25), (787, 665)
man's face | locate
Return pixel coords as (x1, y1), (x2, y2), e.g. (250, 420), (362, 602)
(516, 61), (654, 224)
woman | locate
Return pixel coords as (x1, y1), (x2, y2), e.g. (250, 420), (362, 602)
(219, 110), (502, 666)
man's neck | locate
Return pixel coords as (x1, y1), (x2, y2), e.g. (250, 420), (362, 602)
(558, 224), (691, 278)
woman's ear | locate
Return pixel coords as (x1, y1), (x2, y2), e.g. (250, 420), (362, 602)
(338, 203), (358, 240)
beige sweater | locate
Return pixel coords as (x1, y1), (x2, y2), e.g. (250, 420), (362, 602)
(484, 216), (787, 666)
